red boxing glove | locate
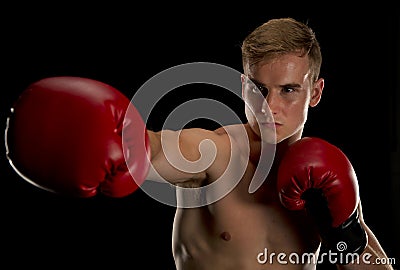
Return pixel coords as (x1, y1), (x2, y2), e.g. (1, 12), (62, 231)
(277, 137), (367, 261)
(5, 76), (151, 198)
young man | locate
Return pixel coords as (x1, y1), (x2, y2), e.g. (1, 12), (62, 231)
(144, 17), (393, 269)
(5, 18), (394, 269)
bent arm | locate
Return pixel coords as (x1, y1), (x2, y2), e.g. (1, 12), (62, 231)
(337, 202), (394, 270)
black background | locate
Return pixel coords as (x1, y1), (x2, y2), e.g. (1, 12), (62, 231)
(2, 3), (399, 269)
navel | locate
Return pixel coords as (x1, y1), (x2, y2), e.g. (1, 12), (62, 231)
(220, 231), (231, 241)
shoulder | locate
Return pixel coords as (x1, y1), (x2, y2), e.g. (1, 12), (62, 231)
(177, 124), (252, 158)
(179, 124), (249, 142)
(175, 127), (231, 157)
(214, 123), (250, 139)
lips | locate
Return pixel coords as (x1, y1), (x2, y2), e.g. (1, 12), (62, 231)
(261, 122), (276, 129)
(261, 121), (282, 128)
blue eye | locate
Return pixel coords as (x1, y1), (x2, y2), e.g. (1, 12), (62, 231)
(283, 87), (294, 93)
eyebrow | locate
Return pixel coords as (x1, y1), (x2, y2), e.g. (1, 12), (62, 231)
(249, 78), (265, 87)
(281, 83), (302, 89)
(250, 78), (301, 89)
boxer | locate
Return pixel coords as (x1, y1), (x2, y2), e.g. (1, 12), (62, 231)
(5, 18), (394, 269)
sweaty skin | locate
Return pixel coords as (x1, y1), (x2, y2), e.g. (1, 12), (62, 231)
(146, 53), (391, 269)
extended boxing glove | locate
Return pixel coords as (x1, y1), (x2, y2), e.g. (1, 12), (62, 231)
(277, 137), (367, 264)
(5, 76), (151, 198)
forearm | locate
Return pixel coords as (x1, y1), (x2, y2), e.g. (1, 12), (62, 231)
(145, 130), (167, 182)
(147, 130), (162, 162)
(336, 225), (394, 270)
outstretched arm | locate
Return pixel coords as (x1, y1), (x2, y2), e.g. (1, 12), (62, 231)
(146, 128), (231, 187)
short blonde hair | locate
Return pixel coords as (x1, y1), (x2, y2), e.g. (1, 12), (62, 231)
(241, 17), (322, 83)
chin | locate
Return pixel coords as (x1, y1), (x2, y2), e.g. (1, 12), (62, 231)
(260, 130), (278, 144)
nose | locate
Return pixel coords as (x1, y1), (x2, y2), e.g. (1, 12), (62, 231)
(262, 92), (279, 115)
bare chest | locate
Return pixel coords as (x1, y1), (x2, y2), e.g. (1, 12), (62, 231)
(172, 171), (320, 269)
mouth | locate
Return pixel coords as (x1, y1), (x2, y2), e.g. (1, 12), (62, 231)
(261, 122), (279, 129)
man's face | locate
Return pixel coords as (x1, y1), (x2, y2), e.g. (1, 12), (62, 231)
(242, 53), (324, 144)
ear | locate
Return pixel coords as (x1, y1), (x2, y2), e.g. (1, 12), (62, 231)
(309, 78), (324, 107)
(241, 74), (246, 98)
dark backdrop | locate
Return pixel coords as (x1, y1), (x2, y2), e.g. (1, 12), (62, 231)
(2, 3), (399, 269)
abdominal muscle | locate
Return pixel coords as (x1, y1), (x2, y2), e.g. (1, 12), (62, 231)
(172, 165), (321, 270)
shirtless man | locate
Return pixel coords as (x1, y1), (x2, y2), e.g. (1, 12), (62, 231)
(145, 18), (393, 270)
(5, 18), (394, 269)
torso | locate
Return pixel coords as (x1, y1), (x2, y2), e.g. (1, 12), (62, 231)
(172, 124), (321, 270)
